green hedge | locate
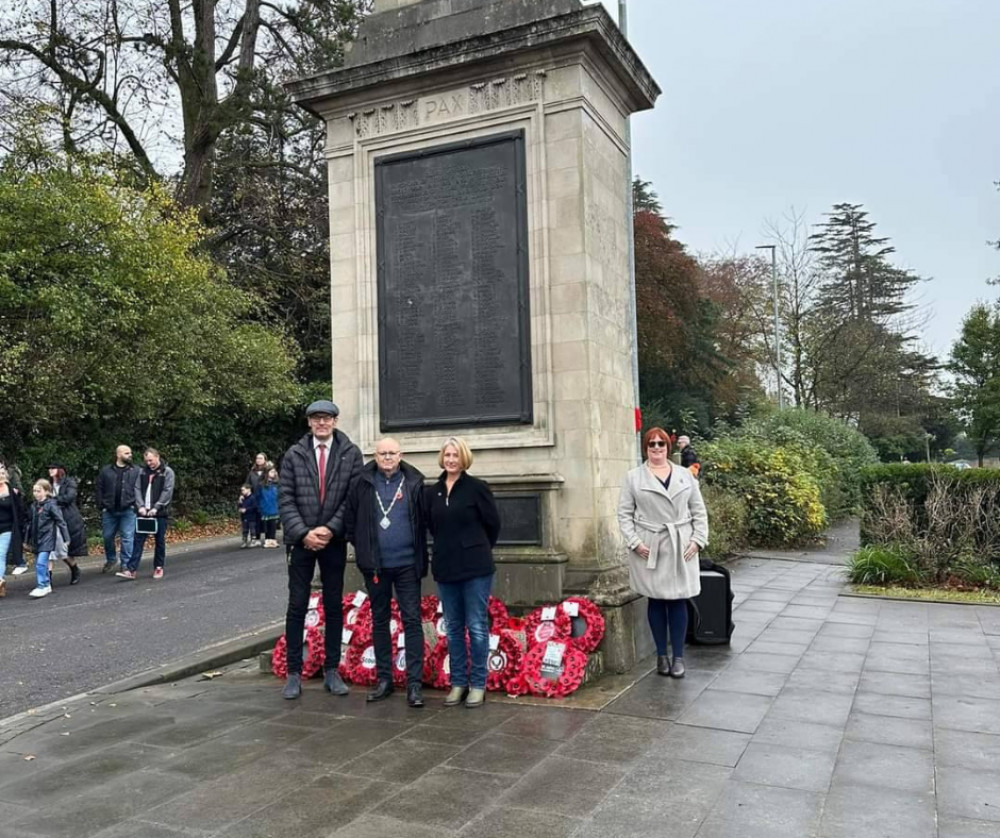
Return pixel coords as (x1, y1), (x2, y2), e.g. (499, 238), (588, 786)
(859, 463), (1000, 575)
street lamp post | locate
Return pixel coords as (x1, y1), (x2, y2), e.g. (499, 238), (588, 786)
(755, 244), (783, 409)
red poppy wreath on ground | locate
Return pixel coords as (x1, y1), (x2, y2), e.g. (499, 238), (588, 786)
(271, 627), (326, 679)
(561, 597), (605, 654)
(487, 596), (509, 628)
(343, 638), (379, 686)
(304, 592), (325, 629)
(391, 632), (432, 688)
(342, 593), (372, 634)
(425, 637), (452, 689)
(523, 605), (572, 648)
(518, 639), (588, 697)
(485, 631), (522, 692)
(420, 594), (440, 623)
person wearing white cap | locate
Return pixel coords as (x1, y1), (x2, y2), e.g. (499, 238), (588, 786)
(277, 399), (363, 699)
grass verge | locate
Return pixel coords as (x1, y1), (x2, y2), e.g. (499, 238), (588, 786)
(851, 585), (1000, 605)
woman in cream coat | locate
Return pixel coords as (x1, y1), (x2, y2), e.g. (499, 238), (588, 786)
(617, 428), (709, 678)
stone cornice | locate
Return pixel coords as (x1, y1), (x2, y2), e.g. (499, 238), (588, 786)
(286, 5), (659, 117)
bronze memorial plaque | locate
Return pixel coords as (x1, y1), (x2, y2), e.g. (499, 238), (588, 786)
(375, 131), (532, 430)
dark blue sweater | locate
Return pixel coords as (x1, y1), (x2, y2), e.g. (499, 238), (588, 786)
(375, 470), (414, 568)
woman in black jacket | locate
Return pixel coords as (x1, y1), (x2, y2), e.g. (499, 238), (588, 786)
(427, 437), (500, 709)
(48, 464), (85, 585)
(0, 465), (27, 598)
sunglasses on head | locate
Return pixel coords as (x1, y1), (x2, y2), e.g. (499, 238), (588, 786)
(648, 440), (668, 448)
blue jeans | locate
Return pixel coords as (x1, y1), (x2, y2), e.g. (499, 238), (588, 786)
(102, 509), (136, 566)
(35, 551), (51, 588)
(648, 598), (689, 659)
(128, 518), (168, 572)
(437, 573), (493, 689)
(0, 530), (10, 580)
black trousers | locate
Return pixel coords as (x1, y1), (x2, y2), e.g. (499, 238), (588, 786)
(285, 541), (346, 674)
(364, 564), (424, 686)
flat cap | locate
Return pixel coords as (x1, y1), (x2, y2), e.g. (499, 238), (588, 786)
(306, 399), (340, 417)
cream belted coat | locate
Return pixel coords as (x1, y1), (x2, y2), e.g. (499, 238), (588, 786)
(617, 463), (709, 600)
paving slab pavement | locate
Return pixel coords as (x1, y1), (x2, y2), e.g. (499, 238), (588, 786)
(1, 555), (999, 837)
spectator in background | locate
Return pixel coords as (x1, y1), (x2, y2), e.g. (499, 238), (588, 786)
(26, 479), (69, 599)
(677, 435), (700, 470)
(95, 445), (140, 573)
(238, 484), (259, 548)
(48, 464), (85, 585)
(118, 448), (175, 580)
(247, 453), (268, 547)
(0, 460), (28, 577)
(258, 466), (280, 547)
(0, 466), (27, 598)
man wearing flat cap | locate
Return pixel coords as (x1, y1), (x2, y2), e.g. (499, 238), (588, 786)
(278, 399), (363, 699)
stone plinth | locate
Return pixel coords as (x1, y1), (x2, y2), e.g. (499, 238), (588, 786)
(287, 0), (659, 672)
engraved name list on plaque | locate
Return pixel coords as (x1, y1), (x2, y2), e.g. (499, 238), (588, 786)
(374, 131), (532, 431)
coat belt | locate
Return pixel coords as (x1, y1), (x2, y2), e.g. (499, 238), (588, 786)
(635, 517), (693, 571)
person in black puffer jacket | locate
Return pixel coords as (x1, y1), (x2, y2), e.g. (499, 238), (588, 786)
(277, 399), (363, 700)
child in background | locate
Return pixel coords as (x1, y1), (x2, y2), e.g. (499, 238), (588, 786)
(238, 484), (259, 549)
(257, 467), (280, 548)
(26, 479), (69, 599)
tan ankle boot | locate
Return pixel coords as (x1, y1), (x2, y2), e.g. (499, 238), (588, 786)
(443, 686), (468, 707)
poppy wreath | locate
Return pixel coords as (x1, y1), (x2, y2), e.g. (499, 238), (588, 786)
(391, 632), (432, 688)
(487, 596), (509, 629)
(342, 594), (372, 634)
(561, 597), (605, 654)
(518, 640), (588, 698)
(270, 635), (289, 679)
(523, 605), (572, 648)
(300, 626), (327, 678)
(425, 637), (453, 690)
(304, 593), (325, 629)
(485, 631), (522, 692)
(420, 594), (440, 623)
(343, 639), (379, 686)
(272, 628), (326, 679)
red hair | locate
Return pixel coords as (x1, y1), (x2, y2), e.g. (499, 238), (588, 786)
(642, 427), (672, 460)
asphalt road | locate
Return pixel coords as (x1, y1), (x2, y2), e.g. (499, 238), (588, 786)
(0, 540), (289, 719)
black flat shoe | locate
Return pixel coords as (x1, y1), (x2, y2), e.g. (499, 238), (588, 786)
(669, 658), (685, 678)
(407, 684), (425, 708)
(324, 669), (349, 696)
(656, 655), (671, 676)
(282, 673), (302, 700)
(70, 565), (81, 585)
(366, 679), (394, 703)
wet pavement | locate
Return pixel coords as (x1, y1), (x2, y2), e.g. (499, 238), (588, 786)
(1, 555), (999, 837)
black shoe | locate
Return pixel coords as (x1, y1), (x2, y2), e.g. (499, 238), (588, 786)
(670, 658), (686, 678)
(366, 679), (394, 703)
(70, 565), (81, 585)
(407, 684), (425, 708)
(323, 669), (349, 696)
(656, 655), (671, 676)
(282, 673), (302, 700)
(101, 562), (116, 574)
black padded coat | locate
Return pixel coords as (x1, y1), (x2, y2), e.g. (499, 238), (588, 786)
(278, 432), (363, 546)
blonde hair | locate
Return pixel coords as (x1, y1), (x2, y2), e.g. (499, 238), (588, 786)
(437, 436), (473, 471)
(34, 479), (53, 496)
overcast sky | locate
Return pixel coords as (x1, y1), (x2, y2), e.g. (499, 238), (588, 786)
(597, 0), (1000, 359)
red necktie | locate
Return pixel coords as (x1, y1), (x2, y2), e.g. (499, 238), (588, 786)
(317, 443), (327, 505)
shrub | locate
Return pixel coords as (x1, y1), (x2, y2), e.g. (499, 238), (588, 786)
(700, 484), (750, 559)
(732, 409), (878, 519)
(847, 546), (923, 586)
(700, 437), (827, 546)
